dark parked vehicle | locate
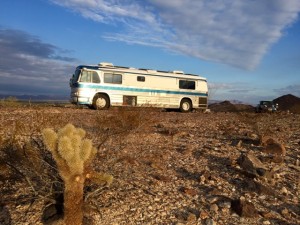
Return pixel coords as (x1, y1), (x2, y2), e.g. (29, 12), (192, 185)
(255, 101), (278, 113)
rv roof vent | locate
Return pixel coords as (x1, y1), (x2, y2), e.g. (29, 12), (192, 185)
(99, 62), (114, 67)
(172, 70), (184, 74)
(147, 69), (157, 73)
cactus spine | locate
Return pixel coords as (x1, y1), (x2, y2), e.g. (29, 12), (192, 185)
(42, 124), (113, 225)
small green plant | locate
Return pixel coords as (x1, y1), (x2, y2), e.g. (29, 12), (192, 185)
(42, 123), (113, 225)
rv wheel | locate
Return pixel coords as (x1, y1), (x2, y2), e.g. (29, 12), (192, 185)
(180, 99), (192, 112)
(92, 94), (110, 110)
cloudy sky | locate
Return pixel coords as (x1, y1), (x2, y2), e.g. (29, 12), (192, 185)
(0, 0), (300, 103)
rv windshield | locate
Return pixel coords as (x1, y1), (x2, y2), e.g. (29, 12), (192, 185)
(73, 69), (81, 82)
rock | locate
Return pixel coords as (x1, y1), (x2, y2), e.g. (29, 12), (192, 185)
(237, 152), (267, 177)
(207, 196), (218, 204)
(261, 211), (276, 219)
(200, 210), (209, 220)
(237, 140), (243, 148)
(231, 198), (258, 217)
(245, 180), (275, 195)
(205, 218), (216, 225)
(231, 139), (242, 147)
(210, 204), (219, 213)
(183, 187), (198, 196)
(200, 175), (206, 183)
(281, 208), (290, 218)
(280, 187), (288, 195)
(41, 203), (63, 224)
(218, 201), (231, 209)
(204, 109), (211, 113)
(250, 133), (259, 140)
(261, 136), (286, 157)
(187, 213), (197, 223)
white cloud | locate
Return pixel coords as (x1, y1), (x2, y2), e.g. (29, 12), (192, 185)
(0, 28), (75, 95)
(50, 0), (157, 24)
(50, 0), (300, 69)
(274, 84), (300, 97)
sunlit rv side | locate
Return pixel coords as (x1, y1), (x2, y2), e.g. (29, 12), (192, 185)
(69, 62), (208, 112)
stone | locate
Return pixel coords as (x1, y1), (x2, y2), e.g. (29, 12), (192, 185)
(281, 208), (290, 218)
(207, 196), (218, 204)
(200, 210), (209, 220)
(280, 187), (288, 195)
(261, 136), (286, 156)
(187, 213), (197, 223)
(210, 204), (219, 213)
(183, 187), (198, 196)
(237, 152), (267, 177)
(200, 175), (206, 183)
(205, 218), (216, 225)
(218, 201), (231, 209)
(231, 198), (258, 217)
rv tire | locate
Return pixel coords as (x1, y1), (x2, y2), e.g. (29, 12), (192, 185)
(92, 94), (110, 110)
(180, 99), (192, 112)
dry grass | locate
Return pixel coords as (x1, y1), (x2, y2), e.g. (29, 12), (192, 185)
(0, 104), (158, 224)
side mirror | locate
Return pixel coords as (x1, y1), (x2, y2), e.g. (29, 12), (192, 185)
(69, 75), (74, 87)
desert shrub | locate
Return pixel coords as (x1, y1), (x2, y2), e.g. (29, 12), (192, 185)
(0, 131), (63, 204)
(94, 107), (156, 147)
(0, 96), (20, 107)
(0, 110), (68, 149)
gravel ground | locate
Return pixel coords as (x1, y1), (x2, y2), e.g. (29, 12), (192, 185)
(0, 106), (299, 225)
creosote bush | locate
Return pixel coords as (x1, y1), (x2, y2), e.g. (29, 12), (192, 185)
(0, 127), (63, 212)
(42, 123), (113, 225)
(0, 96), (20, 107)
(94, 107), (156, 147)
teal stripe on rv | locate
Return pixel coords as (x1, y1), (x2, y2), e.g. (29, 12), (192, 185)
(77, 83), (208, 97)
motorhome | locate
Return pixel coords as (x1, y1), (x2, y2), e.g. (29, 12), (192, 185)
(69, 62), (208, 112)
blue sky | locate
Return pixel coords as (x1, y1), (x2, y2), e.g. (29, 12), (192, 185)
(0, 0), (300, 104)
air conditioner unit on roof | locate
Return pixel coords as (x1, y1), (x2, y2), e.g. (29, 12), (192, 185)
(147, 69), (157, 73)
(99, 62), (114, 67)
(172, 70), (184, 74)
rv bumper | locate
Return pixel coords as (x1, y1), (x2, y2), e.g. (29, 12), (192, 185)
(70, 97), (90, 105)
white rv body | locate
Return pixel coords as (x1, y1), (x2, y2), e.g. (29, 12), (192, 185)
(69, 62), (208, 112)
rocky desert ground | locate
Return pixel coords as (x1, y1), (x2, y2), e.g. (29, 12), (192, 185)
(0, 104), (299, 225)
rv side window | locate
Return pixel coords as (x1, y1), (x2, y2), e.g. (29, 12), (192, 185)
(104, 73), (122, 84)
(79, 71), (100, 83)
(137, 76), (145, 82)
(80, 71), (91, 83)
(92, 72), (100, 83)
(179, 80), (195, 90)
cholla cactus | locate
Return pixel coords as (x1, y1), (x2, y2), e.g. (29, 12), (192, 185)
(42, 124), (113, 225)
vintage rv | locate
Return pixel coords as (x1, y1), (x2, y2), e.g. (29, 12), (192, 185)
(69, 62), (208, 112)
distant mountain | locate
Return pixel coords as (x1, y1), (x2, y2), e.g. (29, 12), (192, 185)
(273, 94), (300, 113)
(209, 100), (254, 112)
(0, 94), (69, 102)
